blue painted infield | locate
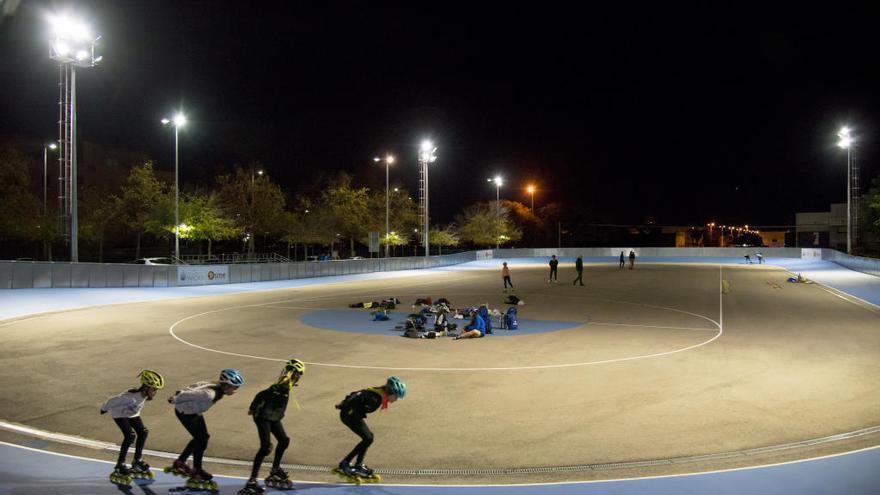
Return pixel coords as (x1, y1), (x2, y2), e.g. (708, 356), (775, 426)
(299, 309), (583, 336)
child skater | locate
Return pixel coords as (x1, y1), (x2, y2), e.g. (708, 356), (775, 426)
(165, 368), (244, 491)
(101, 370), (165, 485)
(239, 359), (305, 494)
(333, 376), (407, 482)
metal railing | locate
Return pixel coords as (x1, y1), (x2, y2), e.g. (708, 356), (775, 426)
(179, 252), (291, 264)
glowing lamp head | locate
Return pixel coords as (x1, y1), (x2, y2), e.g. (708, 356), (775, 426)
(527, 185), (535, 194)
(494, 176), (503, 186)
(173, 113), (186, 128)
(837, 126), (854, 149)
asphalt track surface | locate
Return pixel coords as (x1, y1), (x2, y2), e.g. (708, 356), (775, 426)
(1, 260), (879, 488)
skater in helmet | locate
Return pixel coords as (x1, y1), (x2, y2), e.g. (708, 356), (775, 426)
(333, 376), (407, 481)
(240, 359), (305, 494)
(101, 369), (165, 484)
(166, 368), (244, 490)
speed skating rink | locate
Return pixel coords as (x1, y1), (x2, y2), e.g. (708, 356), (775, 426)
(1, 261), (878, 485)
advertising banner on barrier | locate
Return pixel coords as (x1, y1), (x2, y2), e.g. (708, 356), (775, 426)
(177, 265), (229, 286)
(801, 248), (822, 260)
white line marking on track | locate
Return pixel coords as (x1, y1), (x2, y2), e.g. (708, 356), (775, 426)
(168, 291), (724, 371)
(2, 437), (879, 488)
(589, 321), (718, 332)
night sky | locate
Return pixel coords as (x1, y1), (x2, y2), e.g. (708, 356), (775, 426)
(1, 2), (878, 227)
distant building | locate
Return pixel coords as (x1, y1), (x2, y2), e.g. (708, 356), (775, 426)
(795, 203), (846, 250)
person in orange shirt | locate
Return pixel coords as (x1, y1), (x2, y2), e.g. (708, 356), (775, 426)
(501, 262), (514, 292)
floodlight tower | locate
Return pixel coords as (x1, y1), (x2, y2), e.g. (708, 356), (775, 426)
(49, 14), (102, 262)
(837, 126), (858, 254)
(418, 141), (437, 257)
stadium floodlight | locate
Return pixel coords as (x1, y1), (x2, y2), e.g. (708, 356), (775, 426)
(418, 141), (437, 257)
(49, 13), (102, 262)
(837, 126), (857, 253)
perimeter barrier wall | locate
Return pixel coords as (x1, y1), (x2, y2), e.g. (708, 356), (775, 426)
(2, 247), (877, 289)
(0, 252), (478, 289)
(493, 247), (803, 259)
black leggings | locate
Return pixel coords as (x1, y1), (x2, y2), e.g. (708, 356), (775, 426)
(340, 412), (373, 465)
(549, 267), (557, 280)
(503, 276), (513, 288)
(113, 417), (148, 466)
(175, 410), (209, 470)
(250, 419), (290, 479)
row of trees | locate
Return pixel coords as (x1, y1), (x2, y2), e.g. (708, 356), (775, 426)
(2, 145), (563, 262)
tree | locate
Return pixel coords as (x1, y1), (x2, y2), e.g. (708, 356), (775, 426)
(119, 161), (166, 260)
(279, 197), (326, 260)
(370, 183), (419, 256)
(502, 200), (541, 247)
(0, 146), (42, 252)
(456, 202), (522, 247)
(182, 191), (240, 258)
(319, 172), (371, 257)
(864, 175), (880, 237)
(80, 184), (122, 262)
(215, 164), (287, 257)
(429, 226), (459, 255)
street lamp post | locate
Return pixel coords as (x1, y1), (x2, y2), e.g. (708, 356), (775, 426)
(162, 113), (186, 262)
(42, 142), (57, 260)
(527, 184), (535, 212)
(418, 141), (437, 258)
(43, 143), (57, 218)
(837, 126), (856, 254)
(375, 155), (395, 257)
(488, 176), (502, 250)
(49, 14), (102, 262)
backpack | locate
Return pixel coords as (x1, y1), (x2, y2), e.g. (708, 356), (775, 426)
(504, 306), (518, 330)
(477, 305), (492, 334)
(504, 294), (520, 305)
(405, 314), (426, 331)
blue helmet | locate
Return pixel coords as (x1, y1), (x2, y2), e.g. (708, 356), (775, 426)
(385, 376), (406, 399)
(219, 368), (244, 387)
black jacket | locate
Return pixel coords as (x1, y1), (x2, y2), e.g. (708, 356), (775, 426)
(337, 388), (383, 419)
(249, 383), (290, 422)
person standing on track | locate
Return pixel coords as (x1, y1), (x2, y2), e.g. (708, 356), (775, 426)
(629, 250), (636, 269)
(502, 262), (514, 292)
(573, 255), (584, 286)
(619, 251), (625, 269)
(548, 255), (559, 283)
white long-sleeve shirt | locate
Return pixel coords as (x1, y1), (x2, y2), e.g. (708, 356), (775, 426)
(169, 381), (220, 415)
(101, 390), (147, 419)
